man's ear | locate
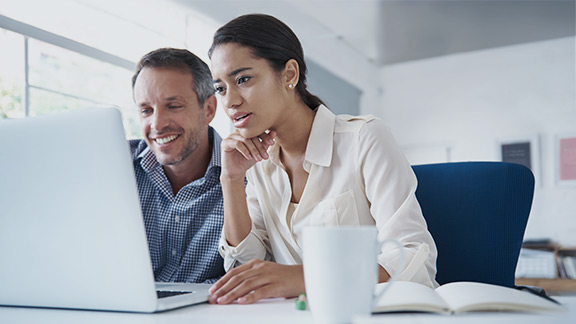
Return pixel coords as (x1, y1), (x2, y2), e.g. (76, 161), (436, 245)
(203, 95), (217, 124)
(283, 59), (300, 89)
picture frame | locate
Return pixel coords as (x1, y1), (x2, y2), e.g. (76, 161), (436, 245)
(555, 133), (576, 187)
(496, 135), (541, 187)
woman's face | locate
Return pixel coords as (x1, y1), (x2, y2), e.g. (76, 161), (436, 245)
(211, 43), (287, 138)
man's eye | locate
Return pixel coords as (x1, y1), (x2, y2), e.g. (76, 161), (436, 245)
(169, 105), (183, 109)
(140, 108), (152, 115)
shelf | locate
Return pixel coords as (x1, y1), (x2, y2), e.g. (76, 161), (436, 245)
(516, 242), (576, 288)
(515, 278), (576, 292)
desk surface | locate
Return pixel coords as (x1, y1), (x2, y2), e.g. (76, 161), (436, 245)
(2, 295), (575, 324)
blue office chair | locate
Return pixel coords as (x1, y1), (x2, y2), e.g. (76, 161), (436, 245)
(412, 162), (535, 288)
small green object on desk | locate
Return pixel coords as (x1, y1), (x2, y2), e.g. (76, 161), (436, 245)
(295, 293), (307, 311)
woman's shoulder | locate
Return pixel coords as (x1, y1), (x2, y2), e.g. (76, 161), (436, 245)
(334, 113), (389, 135)
(335, 113), (377, 124)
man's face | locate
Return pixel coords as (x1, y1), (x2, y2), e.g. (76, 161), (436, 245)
(133, 67), (209, 166)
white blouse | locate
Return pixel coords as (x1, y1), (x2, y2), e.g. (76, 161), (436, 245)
(219, 105), (438, 288)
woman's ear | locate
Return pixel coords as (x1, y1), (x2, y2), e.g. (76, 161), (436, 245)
(283, 59), (300, 90)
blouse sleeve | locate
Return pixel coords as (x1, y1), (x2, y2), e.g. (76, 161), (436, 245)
(357, 118), (438, 288)
(218, 171), (273, 271)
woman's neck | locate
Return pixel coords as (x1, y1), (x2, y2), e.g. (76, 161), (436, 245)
(272, 102), (316, 156)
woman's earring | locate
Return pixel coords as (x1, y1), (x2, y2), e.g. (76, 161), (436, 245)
(288, 84), (294, 89)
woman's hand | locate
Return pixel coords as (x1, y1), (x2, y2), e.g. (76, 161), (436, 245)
(220, 130), (276, 181)
(208, 260), (305, 305)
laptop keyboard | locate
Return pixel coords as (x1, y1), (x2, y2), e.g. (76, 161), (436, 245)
(156, 290), (192, 299)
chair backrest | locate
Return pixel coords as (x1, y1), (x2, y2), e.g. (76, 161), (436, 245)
(412, 162), (534, 287)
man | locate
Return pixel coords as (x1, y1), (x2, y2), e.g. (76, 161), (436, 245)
(130, 48), (224, 283)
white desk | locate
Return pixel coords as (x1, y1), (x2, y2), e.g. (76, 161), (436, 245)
(2, 295), (575, 324)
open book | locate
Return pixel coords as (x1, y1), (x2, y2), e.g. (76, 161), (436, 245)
(374, 281), (564, 314)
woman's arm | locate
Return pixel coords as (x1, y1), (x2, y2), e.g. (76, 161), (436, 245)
(220, 175), (252, 246)
(219, 130), (276, 246)
(211, 129), (309, 304)
(210, 130), (309, 304)
(358, 119), (438, 288)
(378, 266), (391, 283)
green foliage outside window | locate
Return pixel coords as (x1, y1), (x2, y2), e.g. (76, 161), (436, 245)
(0, 77), (23, 119)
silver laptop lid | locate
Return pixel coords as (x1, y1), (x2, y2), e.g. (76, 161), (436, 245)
(0, 108), (159, 312)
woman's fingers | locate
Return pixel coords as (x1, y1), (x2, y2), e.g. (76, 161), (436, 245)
(209, 264), (242, 296)
(247, 131), (276, 161)
(223, 131), (274, 162)
(216, 275), (266, 304)
(211, 262), (264, 304)
(258, 130), (276, 147)
(208, 260), (305, 305)
(221, 133), (253, 160)
(208, 261), (261, 303)
(209, 262), (251, 294)
(236, 283), (279, 304)
(248, 137), (267, 161)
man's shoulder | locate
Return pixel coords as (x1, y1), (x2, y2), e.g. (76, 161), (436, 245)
(128, 139), (148, 160)
(208, 127), (223, 167)
(210, 127), (223, 149)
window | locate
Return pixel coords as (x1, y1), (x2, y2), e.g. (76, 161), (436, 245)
(1, 10), (231, 139)
(0, 25), (140, 138)
(0, 28), (24, 119)
(26, 38), (139, 138)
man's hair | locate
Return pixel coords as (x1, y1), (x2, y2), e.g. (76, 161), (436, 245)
(132, 48), (214, 106)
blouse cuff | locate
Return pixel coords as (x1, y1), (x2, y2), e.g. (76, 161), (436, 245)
(218, 232), (267, 272)
(378, 243), (437, 288)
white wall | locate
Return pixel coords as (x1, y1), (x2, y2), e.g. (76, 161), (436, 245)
(4, 0), (574, 245)
(373, 37), (576, 246)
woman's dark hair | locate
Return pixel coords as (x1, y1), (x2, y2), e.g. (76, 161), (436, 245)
(132, 48), (214, 106)
(208, 14), (325, 110)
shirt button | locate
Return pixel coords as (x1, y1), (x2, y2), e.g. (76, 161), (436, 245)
(172, 249), (177, 256)
(175, 215), (180, 223)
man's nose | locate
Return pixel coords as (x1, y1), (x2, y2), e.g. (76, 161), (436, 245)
(150, 109), (169, 132)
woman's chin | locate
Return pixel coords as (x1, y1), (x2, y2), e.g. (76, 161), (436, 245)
(237, 127), (266, 139)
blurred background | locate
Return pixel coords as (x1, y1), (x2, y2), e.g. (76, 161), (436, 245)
(0, 0), (574, 245)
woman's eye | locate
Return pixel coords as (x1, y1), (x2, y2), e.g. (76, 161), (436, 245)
(215, 86), (226, 94)
(237, 76), (251, 85)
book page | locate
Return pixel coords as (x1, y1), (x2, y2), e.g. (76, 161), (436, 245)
(373, 281), (450, 313)
(435, 282), (564, 313)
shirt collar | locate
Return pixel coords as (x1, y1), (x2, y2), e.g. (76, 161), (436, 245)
(266, 105), (334, 173)
(304, 105), (334, 168)
(137, 126), (222, 176)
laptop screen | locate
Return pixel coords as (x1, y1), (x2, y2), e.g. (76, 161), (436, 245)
(0, 108), (160, 312)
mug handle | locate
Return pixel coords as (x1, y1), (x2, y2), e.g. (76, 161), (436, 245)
(372, 239), (407, 306)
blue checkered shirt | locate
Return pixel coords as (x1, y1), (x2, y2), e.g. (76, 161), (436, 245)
(129, 127), (225, 283)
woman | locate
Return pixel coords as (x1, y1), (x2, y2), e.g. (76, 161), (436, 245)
(208, 14), (438, 305)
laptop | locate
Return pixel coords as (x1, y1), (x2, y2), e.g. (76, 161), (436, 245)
(0, 107), (211, 312)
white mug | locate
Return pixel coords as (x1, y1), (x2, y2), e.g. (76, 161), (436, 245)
(302, 226), (404, 324)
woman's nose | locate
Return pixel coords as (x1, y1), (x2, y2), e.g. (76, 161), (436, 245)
(222, 87), (242, 109)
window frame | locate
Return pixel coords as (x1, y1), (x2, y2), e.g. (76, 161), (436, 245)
(0, 14), (135, 117)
